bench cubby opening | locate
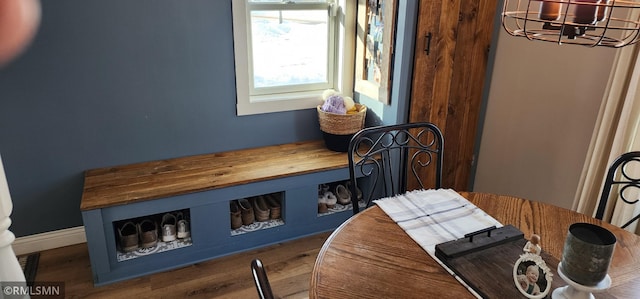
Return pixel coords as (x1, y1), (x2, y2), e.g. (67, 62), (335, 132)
(113, 208), (192, 261)
(317, 179), (366, 216)
(230, 191), (285, 236)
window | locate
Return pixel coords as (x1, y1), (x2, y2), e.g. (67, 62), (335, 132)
(232, 0), (355, 115)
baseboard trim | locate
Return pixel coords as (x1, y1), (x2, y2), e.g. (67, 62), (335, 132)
(12, 226), (86, 256)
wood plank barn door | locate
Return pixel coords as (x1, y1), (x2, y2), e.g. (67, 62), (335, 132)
(408, 0), (499, 191)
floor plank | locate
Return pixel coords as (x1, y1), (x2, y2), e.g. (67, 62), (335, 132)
(33, 232), (332, 299)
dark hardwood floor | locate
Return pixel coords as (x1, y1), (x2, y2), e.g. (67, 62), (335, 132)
(32, 231), (332, 299)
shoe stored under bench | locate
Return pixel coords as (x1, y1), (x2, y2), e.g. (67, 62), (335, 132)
(80, 140), (360, 286)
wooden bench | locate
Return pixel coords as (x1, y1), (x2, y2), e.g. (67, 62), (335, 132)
(80, 140), (358, 285)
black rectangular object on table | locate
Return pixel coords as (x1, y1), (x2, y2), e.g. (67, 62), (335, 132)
(434, 225), (570, 298)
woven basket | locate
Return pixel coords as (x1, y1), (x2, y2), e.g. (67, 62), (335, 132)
(317, 103), (367, 135)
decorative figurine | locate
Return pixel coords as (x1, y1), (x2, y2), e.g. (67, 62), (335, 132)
(523, 234), (541, 255)
(513, 234), (553, 298)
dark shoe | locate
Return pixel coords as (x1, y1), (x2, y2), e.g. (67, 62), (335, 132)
(118, 221), (139, 252)
(266, 195), (281, 219)
(138, 219), (158, 248)
(230, 200), (243, 229)
(252, 196), (270, 222)
(161, 213), (177, 242)
(239, 198), (255, 225)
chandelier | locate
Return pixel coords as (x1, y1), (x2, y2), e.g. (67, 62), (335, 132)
(502, 0), (640, 47)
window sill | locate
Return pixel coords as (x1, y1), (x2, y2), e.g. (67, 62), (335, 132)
(237, 91), (325, 116)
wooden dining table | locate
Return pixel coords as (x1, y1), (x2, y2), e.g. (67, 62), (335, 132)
(309, 192), (640, 298)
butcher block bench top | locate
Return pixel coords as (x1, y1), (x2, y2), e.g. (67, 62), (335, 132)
(80, 140), (349, 211)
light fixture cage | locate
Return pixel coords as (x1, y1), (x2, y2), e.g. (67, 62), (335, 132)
(502, 0), (640, 47)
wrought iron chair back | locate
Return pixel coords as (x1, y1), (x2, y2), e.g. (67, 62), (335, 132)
(595, 151), (640, 229)
(347, 122), (444, 214)
(251, 259), (274, 299)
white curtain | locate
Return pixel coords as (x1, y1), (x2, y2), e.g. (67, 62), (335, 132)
(573, 42), (640, 232)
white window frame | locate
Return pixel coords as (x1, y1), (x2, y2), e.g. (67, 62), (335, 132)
(232, 0), (355, 116)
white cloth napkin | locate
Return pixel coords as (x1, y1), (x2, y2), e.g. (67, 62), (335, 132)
(374, 188), (503, 298)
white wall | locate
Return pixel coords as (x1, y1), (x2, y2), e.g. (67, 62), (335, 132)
(474, 29), (617, 209)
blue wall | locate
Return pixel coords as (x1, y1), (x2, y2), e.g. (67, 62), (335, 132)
(0, 0), (416, 237)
